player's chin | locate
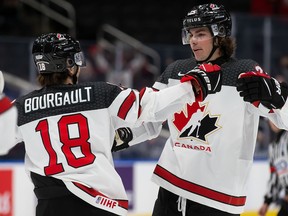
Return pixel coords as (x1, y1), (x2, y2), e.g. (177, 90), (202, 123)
(193, 53), (205, 62)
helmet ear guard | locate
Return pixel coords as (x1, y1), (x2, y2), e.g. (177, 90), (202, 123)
(74, 51), (86, 67)
(66, 52), (86, 68)
(217, 25), (227, 37)
(67, 58), (75, 67)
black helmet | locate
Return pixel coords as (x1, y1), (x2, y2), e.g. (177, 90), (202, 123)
(182, 3), (232, 45)
(32, 33), (86, 73)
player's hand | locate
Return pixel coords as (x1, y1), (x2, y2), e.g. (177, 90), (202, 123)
(180, 63), (222, 101)
(111, 127), (133, 152)
(236, 71), (288, 109)
(0, 71), (4, 94)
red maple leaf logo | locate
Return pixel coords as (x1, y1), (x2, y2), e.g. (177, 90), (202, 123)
(173, 102), (205, 132)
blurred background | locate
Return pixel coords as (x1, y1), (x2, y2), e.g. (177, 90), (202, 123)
(1, 0), (288, 215)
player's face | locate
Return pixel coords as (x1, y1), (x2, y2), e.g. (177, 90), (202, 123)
(188, 27), (215, 61)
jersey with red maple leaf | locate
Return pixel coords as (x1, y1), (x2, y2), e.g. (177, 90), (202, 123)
(145, 57), (288, 214)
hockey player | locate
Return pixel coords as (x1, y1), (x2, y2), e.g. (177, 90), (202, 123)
(0, 33), (221, 216)
(114, 3), (288, 216)
(0, 71), (17, 153)
(258, 120), (288, 216)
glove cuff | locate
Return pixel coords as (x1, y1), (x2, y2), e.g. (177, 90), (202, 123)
(261, 78), (288, 109)
(181, 75), (206, 101)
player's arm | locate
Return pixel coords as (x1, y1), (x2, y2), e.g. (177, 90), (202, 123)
(0, 70), (14, 115)
(111, 122), (163, 152)
(110, 64), (222, 151)
(109, 62), (222, 128)
(109, 64), (222, 151)
(0, 71), (19, 155)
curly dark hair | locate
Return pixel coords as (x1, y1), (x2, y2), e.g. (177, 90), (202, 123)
(218, 37), (237, 58)
(37, 70), (69, 86)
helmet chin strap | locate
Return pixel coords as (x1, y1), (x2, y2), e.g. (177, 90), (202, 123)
(204, 45), (219, 63)
(72, 66), (79, 84)
(67, 65), (79, 84)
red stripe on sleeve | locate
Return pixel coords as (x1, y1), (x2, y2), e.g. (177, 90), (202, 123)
(0, 96), (13, 114)
(154, 165), (246, 206)
(137, 88), (159, 118)
(138, 88), (146, 118)
(117, 91), (136, 120)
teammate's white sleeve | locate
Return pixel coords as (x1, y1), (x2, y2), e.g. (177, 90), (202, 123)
(277, 99), (288, 128)
(108, 82), (195, 129)
(0, 95), (18, 155)
(109, 82), (195, 129)
(128, 122), (163, 146)
(138, 83), (194, 123)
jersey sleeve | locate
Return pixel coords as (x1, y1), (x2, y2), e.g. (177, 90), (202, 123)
(108, 82), (195, 129)
(0, 95), (19, 155)
(252, 99), (288, 130)
(128, 122), (163, 146)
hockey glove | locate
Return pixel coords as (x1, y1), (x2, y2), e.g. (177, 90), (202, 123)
(236, 71), (288, 109)
(180, 63), (222, 101)
(111, 127), (133, 152)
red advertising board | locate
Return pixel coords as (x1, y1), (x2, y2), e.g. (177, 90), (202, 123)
(0, 170), (13, 216)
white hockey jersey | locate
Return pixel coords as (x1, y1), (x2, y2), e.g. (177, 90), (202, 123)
(0, 94), (17, 154)
(7, 81), (194, 216)
(145, 57), (288, 214)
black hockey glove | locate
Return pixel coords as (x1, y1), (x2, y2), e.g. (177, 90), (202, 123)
(236, 71), (288, 109)
(180, 63), (222, 101)
(111, 127), (133, 152)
